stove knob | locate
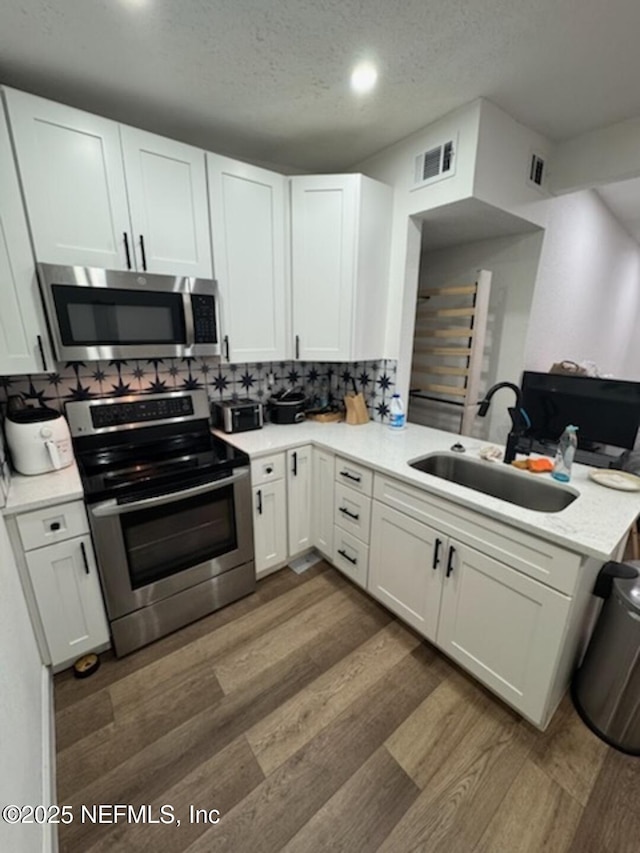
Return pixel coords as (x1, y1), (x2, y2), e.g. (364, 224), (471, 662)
(40, 427), (53, 439)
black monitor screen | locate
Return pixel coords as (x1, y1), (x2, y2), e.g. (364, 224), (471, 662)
(520, 371), (640, 450)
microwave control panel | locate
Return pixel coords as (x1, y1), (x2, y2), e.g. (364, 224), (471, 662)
(192, 294), (218, 343)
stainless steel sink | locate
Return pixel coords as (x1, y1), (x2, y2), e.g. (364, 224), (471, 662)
(408, 453), (577, 512)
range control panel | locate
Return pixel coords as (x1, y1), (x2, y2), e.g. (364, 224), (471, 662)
(90, 395), (194, 429)
(66, 391), (212, 437)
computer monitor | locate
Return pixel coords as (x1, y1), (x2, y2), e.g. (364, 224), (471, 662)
(520, 371), (640, 451)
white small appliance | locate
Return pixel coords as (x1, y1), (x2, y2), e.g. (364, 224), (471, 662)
(4, 407), (74, 476)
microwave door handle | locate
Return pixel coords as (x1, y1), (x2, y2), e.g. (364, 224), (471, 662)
(89, 468), (249, 518)
(183, 293), (195, 350)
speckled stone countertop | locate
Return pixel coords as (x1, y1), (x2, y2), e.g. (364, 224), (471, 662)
(2, 462), (84, 516)
(215, 420), (640, 561)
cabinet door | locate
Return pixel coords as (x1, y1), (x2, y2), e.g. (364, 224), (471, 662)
(208, 154), (287, 361)
(5, 88), (131, 270)
(312, 447), (334, 559)
(26, 535), (110, 667)
(290, 175), (358, 361)
(437, 540), (571, 725)
(0, 107), (51, 374)
(287, 446), (312, 556)
(253, 480), (287, 578)
(369, 502), (443, 640)
(121, 126), (212, 277)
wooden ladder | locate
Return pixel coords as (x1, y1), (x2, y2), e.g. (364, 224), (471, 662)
(409, 269), (492, 435)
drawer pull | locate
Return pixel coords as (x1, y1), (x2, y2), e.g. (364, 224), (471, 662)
(49, 521), (61, 532)
(339, 506), (360, 521)
(292, 451), (298, 477)
(432, 537), (442, 570)
(338, 548), (357, 565)
(446, 545), (456, 578)
(256, 489), (263, 515)
(80, 541), (90, 575)
(339, 470), (361, 483)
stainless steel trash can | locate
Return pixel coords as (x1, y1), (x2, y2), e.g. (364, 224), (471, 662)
(572, 560), (640, 754)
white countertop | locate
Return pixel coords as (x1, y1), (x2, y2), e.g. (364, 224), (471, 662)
(2, 462), (84, 516)
(215, 420), (640, 561)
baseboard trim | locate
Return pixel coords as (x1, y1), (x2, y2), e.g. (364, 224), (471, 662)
(41, 665), (57, 853)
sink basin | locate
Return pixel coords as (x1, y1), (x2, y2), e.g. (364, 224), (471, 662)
(408, 453), (577, 513)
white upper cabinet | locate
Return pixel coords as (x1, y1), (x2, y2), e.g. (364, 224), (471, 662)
(121, 126), (212, 277)
(208, 153), (287, 362)
(0, 103), (52, 374)
(4, 88), (132, 270)
(4, 89), (212, 277)
(290, 173), (392, 362)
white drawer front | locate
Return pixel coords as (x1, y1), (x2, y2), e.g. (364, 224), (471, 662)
(334, 483), (372, 543)
(335, 456), (373, 496)
(332, 526), (369, 589)
(251, 452), (286, 484)
(17, 500), (89, 552)
(373, 474), (582, 595)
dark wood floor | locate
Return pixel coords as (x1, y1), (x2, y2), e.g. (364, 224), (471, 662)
(54, 562), (640, 853)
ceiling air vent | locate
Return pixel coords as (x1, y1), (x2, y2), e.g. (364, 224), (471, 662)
(528, 153), (546, 188)
(412, 136), (456, 190)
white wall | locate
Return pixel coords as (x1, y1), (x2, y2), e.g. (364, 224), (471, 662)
(551, 114), (640, 194)
(414, 230), (544, 443)
(0, 512), (53, 853)
(474, 98), (551, 227)
(355, 100), (482, 397)
(524, 190), (640, 379)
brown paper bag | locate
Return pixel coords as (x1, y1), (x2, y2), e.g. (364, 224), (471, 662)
(344, 392), (369, 425)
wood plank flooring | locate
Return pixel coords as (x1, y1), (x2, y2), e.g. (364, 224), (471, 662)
(54, 561), (639, 853)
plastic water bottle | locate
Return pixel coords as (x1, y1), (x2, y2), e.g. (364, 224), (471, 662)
(388, 393), (406, 430)
(552, 425), (578, 482)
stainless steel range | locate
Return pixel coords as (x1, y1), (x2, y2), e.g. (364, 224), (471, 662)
(66, 390), (254, 657)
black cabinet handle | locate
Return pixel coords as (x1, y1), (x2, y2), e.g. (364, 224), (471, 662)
(80, 541), (90, 575)
(339, 470), (361, 483)
(139, 234), (147, 271)
(339, 506), (360, 521)
(446, 545), (456, 578)
(338, 549), (357, 565)
(256, 489), (263, 515)
(49, 521), (61, 532)
(123, 232), (132, 269)
(432, 537), (442, 570)
(36, 335), (48, 372)
(295, 335), (300, 359)
(265, 466), (273, 474)
(224, 335), (230, 361)
(292, 451), (298, 477)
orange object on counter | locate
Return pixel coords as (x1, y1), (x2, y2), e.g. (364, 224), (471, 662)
(511, 458), (554, 473)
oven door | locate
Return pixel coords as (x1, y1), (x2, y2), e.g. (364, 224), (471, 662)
(87, 468), (253, 620)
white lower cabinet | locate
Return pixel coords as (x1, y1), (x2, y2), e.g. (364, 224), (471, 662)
(437, 541), (571, 724)
(333, 526), (369, 589)
(253, 479), (288, 578)
(368, 474), (576, 727)
(287, 446), (312, 557)
(25, 533), (109, 668)
(312, 448), (334, 559)
(369, 502), (443, 641)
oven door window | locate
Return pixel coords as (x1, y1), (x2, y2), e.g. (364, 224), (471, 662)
(120, 485), (237, 589)
(51, 285), (186, 346)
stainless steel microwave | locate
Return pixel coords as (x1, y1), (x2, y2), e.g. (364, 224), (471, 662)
(37, 263), (221, 361)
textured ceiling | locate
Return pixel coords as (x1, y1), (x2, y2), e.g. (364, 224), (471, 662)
(2, 1), (640, 171)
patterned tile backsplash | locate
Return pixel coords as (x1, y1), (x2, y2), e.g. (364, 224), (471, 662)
(0, 358), (397, 424)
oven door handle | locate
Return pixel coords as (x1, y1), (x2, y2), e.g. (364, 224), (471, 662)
(89, 468), (249, 518)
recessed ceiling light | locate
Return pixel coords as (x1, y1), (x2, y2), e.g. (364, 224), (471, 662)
(119, 0), (151, 9)
(350, 62), (378, 95)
